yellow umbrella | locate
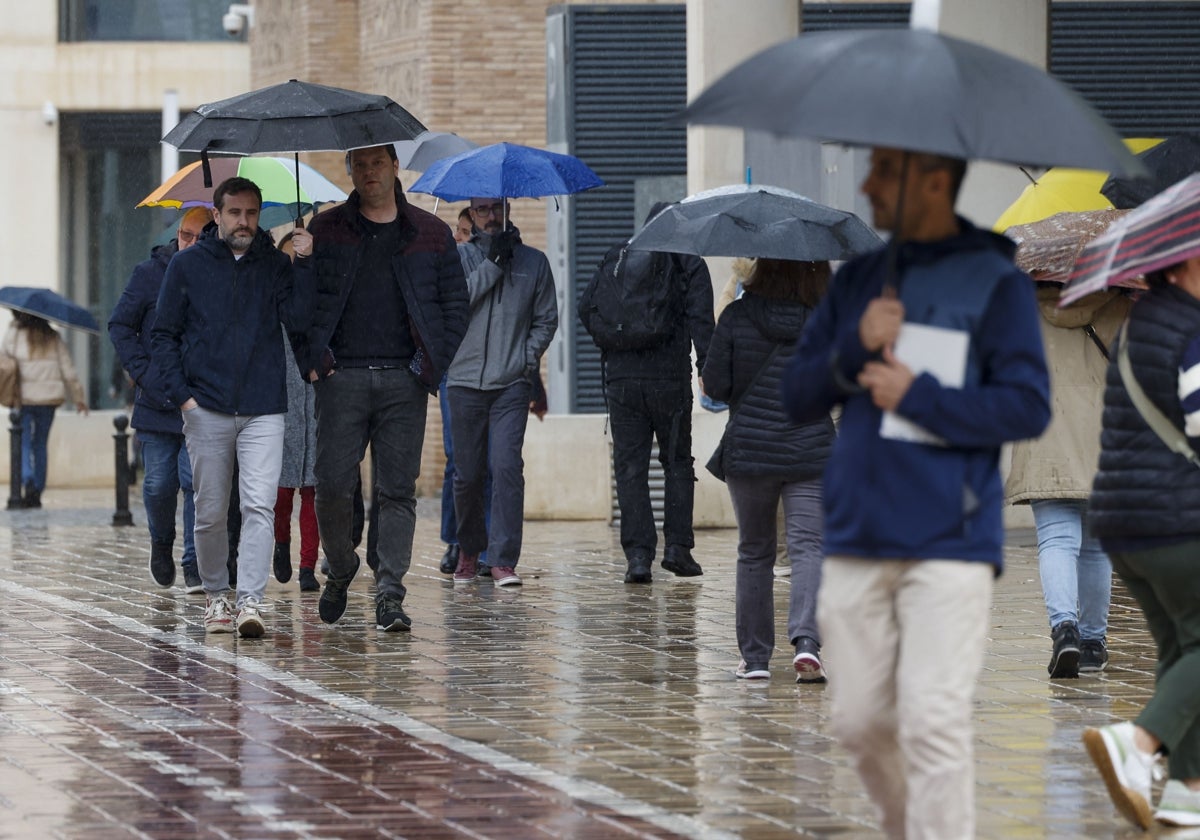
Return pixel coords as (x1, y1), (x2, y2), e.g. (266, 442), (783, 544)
(993, 138), (1161, 231)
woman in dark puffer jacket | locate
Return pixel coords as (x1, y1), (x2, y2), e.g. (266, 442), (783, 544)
(701, 259), (835, 683)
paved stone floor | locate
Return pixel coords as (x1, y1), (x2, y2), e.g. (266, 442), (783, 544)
(0, 489), (1176, 838)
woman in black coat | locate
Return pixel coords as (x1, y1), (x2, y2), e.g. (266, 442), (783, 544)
(701, 259), (835, 682)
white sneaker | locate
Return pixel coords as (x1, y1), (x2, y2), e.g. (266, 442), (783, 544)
(204, 593), (234, 634)
(734, 660), (770, 680)
(236, 596), (266, 639)
(1157, 780), (1200, 827)
(774, 562), (792, 578)
(1082, 721), (1160, 830)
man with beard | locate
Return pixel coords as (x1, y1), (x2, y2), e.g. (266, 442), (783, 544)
(447, 197), (558, 586)
(152, 177), (312, 638)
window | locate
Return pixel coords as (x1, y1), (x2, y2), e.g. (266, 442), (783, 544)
(60, 0), (238, 42)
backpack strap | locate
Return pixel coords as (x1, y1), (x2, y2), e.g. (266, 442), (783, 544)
(1117, 319), (1200, 467)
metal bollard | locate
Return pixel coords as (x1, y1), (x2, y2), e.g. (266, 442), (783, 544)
(112, 414), (134, 526)
(6, 408), (21, 510)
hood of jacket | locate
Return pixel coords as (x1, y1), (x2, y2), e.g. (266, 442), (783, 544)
(893, 216), (1017, 272)
(1037, 286), (1127, 330)
(738, 292), (810, 344)
(150, 242), (176, 269)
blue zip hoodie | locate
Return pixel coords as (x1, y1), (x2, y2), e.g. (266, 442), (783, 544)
(781, 218), (1050, 572)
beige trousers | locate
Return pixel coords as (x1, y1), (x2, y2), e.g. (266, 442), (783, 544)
(818, 556), (993, 840)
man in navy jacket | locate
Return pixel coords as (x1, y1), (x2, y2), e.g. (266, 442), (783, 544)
(782, 147), (1050, 840)
(109, 206), (208, 593)
(152, 177), (312, 639)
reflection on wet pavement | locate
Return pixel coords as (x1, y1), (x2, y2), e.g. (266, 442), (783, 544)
(0, 492), (1168, 838)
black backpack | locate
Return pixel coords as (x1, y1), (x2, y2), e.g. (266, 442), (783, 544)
(578, 241), (679, 352)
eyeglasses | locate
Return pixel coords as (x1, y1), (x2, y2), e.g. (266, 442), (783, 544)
(471, 203), (505, 218)
(177, 228), (202, 244)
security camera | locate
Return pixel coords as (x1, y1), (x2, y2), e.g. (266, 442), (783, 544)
(223, 4), (254, 37)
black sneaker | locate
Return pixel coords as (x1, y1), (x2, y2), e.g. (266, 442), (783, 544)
(440, 543), (460, 575)
(150, 542), (175, 588)
(624, 553), (653, 584)
(375, 596), (412, 632)
(273, 541), (292, 584)
(1080, 638), (1109, 673)
(318, 555), (359, 624)
(662, 545), (703, 577)
(298, 567), (320, 592)
(1049, 620), (1081, 678)
(182, 562), (204, 594)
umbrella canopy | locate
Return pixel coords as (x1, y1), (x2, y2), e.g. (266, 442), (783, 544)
(1101, 134), (1200, 209)
(1006, 210), (1129, 284)
(0, 287), (99, 334)
(394, 131), (479, 172)
(678, 28), (1142, 176)
(408, 142), (604, 202)
(993, 138), (1162, 230)
(627, 184), (882, 261)
(1061, 173), (1200, 306)
(136, 157), (347, 210)
(162, 79), (426, 156)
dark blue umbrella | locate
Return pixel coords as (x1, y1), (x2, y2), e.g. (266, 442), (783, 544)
(408, 142), (603, 202)
(0, 287), (100, 334)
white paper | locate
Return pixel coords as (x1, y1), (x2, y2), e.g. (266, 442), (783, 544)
(879, 323), (969, 446)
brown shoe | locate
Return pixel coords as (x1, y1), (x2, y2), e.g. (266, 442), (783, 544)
(453, 552), (478, 584)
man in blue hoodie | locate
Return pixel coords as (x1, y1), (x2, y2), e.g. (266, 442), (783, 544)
(152, 177), (311, 639)
(781, 147), (1050, 839)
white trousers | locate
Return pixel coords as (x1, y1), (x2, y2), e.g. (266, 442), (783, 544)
(818, 556), (993, 840)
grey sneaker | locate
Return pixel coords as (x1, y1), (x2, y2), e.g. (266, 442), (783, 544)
(204, 592), (234, 634)
(793, 636), (827, 684)
(236, 596), (265, 639)
(375, 596), (412, 632)
(1080, 638), (1109, 673)
(182, 563), (203, 595)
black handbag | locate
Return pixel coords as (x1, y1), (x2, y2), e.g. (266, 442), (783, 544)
(705, 344), (781, 482)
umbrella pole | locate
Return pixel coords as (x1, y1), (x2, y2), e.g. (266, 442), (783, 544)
(294, 152), (304, 229)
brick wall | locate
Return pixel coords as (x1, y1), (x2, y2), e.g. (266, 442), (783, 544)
(249, 0), (679, 498)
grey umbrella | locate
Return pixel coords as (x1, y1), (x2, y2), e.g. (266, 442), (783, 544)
(394, 130), (479, 172)
(678, 28), (1142, 176)
(627, 184), (881, 261)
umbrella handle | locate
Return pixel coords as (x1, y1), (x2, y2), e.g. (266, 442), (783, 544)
(294, 152), (303, 227)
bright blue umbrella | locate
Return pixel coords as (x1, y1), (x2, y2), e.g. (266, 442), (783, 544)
(408, 142), (603, 202)
(0, 287), (100, 334)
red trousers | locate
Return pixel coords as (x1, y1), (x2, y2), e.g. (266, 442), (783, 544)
(274, 486), (318, 568)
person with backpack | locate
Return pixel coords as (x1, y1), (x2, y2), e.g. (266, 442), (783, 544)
(578, 203), (715, 584)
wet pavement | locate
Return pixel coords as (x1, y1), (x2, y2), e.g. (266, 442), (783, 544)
(0, 489), (1175, 839)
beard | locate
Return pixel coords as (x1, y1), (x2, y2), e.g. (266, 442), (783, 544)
(224, 228), (255, 250)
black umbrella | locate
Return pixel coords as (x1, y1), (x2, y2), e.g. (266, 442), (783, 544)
(1101, 134), (1200, 209)
(678, 28), (1141, 176)
(627, 184), (881, 261)
(163, 79), (426, 222)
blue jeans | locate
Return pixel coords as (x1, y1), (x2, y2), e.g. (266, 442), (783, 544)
(1031, 498), (1111, 640)
(20, 405), (55, 491)
(448, 381), (531, 568)
(139, 430), (196, 568)
(438, 378), (490, 562)
(314, 368), (427, 602)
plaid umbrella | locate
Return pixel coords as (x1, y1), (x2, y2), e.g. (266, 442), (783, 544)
(1006, 210), (1129, 284)
(1061, 172), (1200, 306)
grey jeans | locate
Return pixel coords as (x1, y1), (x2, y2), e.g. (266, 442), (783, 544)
(725, 474), (823, 669)
(182, 406), (284, 605)
(313, 368), (427, 602)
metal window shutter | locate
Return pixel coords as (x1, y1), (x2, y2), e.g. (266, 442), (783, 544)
(801, 2), (911, 30)
(561, 5), (688, 414)
(1050, 3), (1200, 136)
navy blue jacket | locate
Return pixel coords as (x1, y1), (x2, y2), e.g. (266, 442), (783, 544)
(703, 292), (833, 481)
(1090, 283), (1200, 549)
(295, 184), (468, 394)
(782, 218), (1050, 571)
(151, 227), (311, 415)
(109, 242), (183, 434)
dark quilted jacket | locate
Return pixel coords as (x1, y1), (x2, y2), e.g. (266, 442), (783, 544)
(702, 292), (833, 480)
(1090, 282), (1200, 547)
